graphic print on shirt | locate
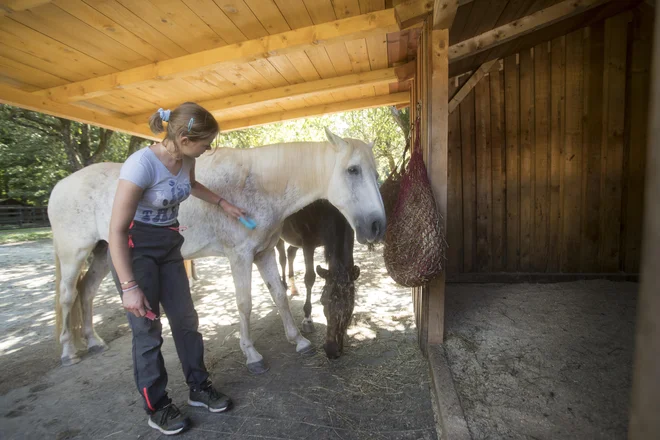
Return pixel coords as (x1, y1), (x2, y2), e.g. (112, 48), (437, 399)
(140, 179), (191, 223)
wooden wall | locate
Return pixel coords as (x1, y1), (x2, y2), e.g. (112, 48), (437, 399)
(446, 9), (653, 277)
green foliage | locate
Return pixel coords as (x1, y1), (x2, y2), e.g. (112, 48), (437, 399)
(0, 227), (52, 244)
(0, 104), (147, 205)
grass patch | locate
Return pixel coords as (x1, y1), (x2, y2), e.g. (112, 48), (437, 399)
(0, 227), (52, 244)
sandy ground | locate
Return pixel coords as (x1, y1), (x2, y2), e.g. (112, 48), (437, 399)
(444, 281), (638, 440)
(0, 239), (437, 440)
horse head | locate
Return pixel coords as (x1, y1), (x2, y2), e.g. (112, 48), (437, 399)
(316, 264), (360, 359)
(324, 129), (386, 244)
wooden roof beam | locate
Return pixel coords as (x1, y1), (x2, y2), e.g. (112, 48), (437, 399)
(128, 63), (415, 123)
(216, 92), (410, 132)
(448, 59), (498, 112)
(0, 84), (157, 139)
(35, 8), (407, 104)
(449, 0), (614, 62)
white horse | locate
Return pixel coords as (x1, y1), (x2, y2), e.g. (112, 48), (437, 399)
(48, 129), (386, 374)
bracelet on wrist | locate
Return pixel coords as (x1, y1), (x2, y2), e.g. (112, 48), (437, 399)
(121, 279), (136, 286)
(122, 284), (139, 293)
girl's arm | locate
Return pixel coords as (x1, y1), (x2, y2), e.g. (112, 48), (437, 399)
(189, 162), (245, 219)
(108, 180), (151, 317)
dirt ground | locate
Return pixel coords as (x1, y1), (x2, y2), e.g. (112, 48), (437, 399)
(444, 281), (638, 440)
(0, 239), (437, 440)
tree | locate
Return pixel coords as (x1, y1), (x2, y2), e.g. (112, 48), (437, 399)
(0, 104), (148, 205)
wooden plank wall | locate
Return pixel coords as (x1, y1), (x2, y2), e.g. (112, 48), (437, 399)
(446, 10), (652, 276)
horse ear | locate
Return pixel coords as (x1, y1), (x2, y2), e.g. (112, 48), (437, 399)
(316, 265), (329, 279)
(351, 265), (360, 281)
(325, 127), (348, 151)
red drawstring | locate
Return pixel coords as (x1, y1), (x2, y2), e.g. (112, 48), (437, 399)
(128, 221), (135, 248)
(168, 225), (188, 232)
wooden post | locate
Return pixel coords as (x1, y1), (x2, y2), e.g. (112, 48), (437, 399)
(424, 0), (456, 347)
(426, 27), (450, 345)
(628, 3), (660, 438)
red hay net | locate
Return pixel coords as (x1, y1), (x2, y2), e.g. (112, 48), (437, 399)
(383, 118), (446, 287)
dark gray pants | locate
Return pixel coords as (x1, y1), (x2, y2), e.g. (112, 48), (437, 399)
(111, 220), (209, 414)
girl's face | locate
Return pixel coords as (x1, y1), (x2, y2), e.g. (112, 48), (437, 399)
(179, 134), (216, 158)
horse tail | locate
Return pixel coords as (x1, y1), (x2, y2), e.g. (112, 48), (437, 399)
(54, 250), (63, 344)
(54, 245), (85, 348)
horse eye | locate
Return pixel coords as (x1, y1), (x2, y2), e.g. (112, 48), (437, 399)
(347, 166), (360, 175)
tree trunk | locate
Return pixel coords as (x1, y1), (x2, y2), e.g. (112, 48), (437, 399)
(127, 135), (148, 159)
(60, 120), (83, 172)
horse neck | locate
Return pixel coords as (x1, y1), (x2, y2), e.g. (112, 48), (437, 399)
(322, 206), (355, 271)
(243, 142), (335, 218)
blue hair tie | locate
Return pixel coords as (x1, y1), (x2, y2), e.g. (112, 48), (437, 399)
(158, 108), (170, 122)
(188, 117), (194, 132)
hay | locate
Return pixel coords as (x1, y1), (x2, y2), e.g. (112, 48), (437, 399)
(383, 118), (446, 287)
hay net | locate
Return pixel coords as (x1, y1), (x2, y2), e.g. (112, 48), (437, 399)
(383, 116), (446, 287)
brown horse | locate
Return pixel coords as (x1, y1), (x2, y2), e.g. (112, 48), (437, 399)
(276, 200), (359, 359)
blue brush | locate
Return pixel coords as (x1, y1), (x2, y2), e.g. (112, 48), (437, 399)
(239, 216), (257, 230)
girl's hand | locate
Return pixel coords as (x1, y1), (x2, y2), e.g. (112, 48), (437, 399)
(122, 286), (151, 317)
(220, 199), (246, 220)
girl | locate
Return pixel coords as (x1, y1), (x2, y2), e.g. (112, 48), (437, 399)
(109, 102), (245, 435)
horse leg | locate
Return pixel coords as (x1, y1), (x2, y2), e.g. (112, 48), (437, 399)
(287, 245), (299, 297)
(275, 239), (287, 290)
(301, 245), (316, 333)
(79, 242), (111, 353)
(255, 249), (313, 355)
(228, 256), (267, 375)
(56, 246), (90, 366)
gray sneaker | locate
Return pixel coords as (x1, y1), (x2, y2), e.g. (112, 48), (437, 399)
(148, 402), (191, 435)
(188, 381), (232, 413)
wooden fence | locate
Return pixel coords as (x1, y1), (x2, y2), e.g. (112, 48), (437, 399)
(0, 206), (50, 229)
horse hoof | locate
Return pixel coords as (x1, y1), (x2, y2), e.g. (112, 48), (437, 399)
(301, 321), (315, 334)
(297, 345), (316, 357)
(88, 344), (108, 355)
(247, 360), (270, 375)
(61, 355), (81, 367)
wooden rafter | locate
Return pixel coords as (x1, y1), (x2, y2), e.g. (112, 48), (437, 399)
(128, 63), (414, 123)
(215, 93), (410, 132)
(449, 0), (613, 62)
(34, 8), (411, 104)
(0, 84), (156, 139)
(448, 60), (498, 112)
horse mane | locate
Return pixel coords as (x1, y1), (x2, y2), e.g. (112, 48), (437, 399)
(206, 137), (374, 198)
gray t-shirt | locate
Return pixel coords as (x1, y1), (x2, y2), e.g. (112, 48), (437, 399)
(119, 147), (194, 226)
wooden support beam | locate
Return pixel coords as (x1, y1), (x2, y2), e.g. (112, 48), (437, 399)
(423, 0), (457, 347)
(629, 3), (660, 438)
(216, 92), (410, 132)
(35, 9), (401, 103)
(448, 60), (498, 112)
(0, 84), (157, 139)
(395, 0), (434, 29)
(449, 0), (612, 62)
(426, 27), (451, 345)
(433, 0), (460, 30)
(395, 0), (460, 30)
(128, 64), (414, 123)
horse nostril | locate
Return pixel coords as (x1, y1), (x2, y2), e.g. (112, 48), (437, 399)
(371, 220), (381, 237)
